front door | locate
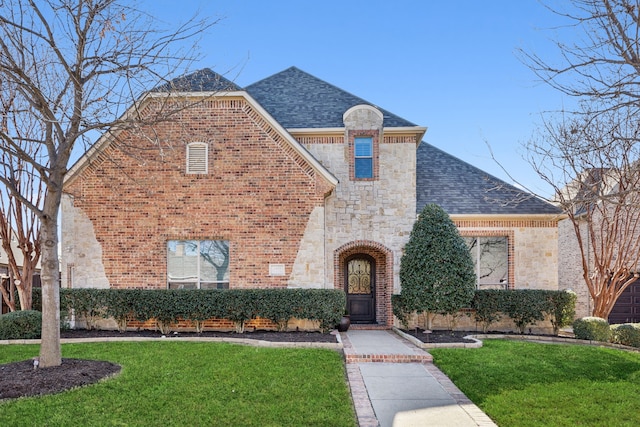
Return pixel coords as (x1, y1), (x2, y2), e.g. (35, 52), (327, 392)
(345, 255), (376, 323)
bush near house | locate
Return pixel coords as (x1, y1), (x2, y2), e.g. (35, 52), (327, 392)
(611, 323), (640, 347)
(0, 309), (42, 339)
(399, 204), (476, 330)
(573, 317), (612, 342)
(393, 289), (577, 335)
(49, 288), (345, 333)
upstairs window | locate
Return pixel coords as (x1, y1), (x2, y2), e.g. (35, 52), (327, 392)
(167, 240), (229, 289)
(186, 142), (208, 174)
(354, 137), (373, 179)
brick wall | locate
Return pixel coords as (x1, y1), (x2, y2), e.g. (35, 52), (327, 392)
(62, 96), (331, 289)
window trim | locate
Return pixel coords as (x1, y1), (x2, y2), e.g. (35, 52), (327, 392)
(348, 130), (379, 181)
(186, 142), (208, 174)
(460, 231), (514, 290)
(167, 240), (229, 289)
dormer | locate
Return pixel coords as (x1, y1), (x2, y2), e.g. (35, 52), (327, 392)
(343, 105), (384, 181)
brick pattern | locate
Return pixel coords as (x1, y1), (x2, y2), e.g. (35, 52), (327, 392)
(63, 97), (329, 289)
(334, 240), (394, 327)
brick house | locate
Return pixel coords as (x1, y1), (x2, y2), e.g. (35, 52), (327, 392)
(61, 67), (561, 328)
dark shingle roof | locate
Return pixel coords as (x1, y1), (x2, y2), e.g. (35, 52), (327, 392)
(244, 67), (417, 129)
(417, 142), (560, 215)
(153, 68), (241, 92)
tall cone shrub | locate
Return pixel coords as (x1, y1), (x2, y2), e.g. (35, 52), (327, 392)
(399, 204), (476, 329)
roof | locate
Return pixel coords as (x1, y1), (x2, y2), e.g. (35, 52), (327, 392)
(152, 68), (242, 92)
(416, 143), (561, 215)
(244, 67), (417, 129)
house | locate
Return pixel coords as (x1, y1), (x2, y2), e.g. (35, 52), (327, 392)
(61, 67), (562, 329)
(0, 235), (41, 313)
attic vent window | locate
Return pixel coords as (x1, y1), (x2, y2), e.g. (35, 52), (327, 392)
(186, 142), (208, 174)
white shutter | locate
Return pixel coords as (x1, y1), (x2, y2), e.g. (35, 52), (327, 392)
(186, 143), (208, 174)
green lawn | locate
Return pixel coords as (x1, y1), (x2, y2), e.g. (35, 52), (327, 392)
(430, 340), (640, 427)
(0, 342), (356, 427)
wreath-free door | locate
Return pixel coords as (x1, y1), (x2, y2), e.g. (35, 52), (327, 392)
(345, 255), (376, 323)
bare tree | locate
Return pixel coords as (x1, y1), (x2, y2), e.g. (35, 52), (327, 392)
(0, 0), (211, 367)
(0, 87), (43, 313)
(528, 107), (640, 319)
(521, 0), (640, 318)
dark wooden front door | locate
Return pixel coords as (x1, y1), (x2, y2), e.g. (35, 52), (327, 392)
(345, 255), (376, 323)
(609, 279), (640, 324)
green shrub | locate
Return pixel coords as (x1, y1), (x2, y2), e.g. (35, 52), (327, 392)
(399, 204), (476, 330)
(611, 323), (640, 348)
(0, 310), (42, 339)
(502, 290), (549, 334)
(573, 317), (611, 341)
(471, 290), (504, 333)
(545, 289), (577, 335)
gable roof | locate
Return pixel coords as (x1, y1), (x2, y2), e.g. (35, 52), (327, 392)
(244, 67), (417, 129)
(417, 143), (561, 215)
(152, 68), (241, 92)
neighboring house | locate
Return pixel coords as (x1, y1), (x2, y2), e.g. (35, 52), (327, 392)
(0, 236), (41, 313)
(61, 67), (561, 329)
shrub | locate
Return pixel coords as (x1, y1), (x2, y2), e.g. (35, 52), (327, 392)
(0, 310), (42, 339)
(471, 290), (504, 333)
(502, 290), (549, 334)
(611, 323), (640, 348)
(399, 204), (476, 330)
(545, 289), (577, 335)
(573, 317), (611, 341)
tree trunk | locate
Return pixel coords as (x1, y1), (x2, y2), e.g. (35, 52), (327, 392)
(38, 192), (62, 367)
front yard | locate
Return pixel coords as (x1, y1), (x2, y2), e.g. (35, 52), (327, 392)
(0, 342), (356, 427)
(431, 339), (640, 427)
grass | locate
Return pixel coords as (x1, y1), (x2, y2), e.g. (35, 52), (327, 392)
(430, 340), (640, 427)
(0, 342), (356, 427)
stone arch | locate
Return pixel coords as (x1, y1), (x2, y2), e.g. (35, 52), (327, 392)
(334, 240), (393, 327)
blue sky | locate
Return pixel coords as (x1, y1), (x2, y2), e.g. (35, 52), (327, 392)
(144, 0), (575, 198)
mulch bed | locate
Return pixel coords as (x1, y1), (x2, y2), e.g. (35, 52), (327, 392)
(59, 328), (339, 343)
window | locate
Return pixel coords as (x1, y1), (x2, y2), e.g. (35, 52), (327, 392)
(167, 240), (229, 289)
(354, 137), (373, 179)
(186, 142), (208, 174)
(464, 236), (508, 290)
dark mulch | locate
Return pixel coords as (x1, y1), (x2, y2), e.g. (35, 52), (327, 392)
(1, 329), (337, 402)
(0, 358), (121, 402)
(400, 328), (479, 344)
(59, 328), (339, 343)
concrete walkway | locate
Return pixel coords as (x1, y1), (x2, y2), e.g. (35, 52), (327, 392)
(342, 330), (497, 427)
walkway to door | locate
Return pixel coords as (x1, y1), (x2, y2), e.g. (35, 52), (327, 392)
(342, 330), (496, 427)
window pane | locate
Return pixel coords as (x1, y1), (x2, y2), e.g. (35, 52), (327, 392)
(199, 240), (230, 283)
(354, 137), (372, 157)
(348, 259), (371, 294)
(167, 240), (198, 282)
(478, 237), (508, 289)
(355, 158), (373, 178)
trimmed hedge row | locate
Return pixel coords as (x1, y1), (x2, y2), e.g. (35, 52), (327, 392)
(393, 289), (577, 335)
(53, 288), (345, 334)
(573, 317), (640, 348)
(0, 310), (42, 340)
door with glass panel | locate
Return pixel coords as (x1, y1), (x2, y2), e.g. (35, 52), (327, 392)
(345, 255), (376, 323)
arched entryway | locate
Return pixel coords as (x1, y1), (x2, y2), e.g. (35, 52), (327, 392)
(335, 241), (393, 327)
(345, 254), (376, 323)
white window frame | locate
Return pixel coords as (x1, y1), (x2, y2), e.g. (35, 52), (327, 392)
(167, 240), (229, 289)
(464, 236), (509, 290)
